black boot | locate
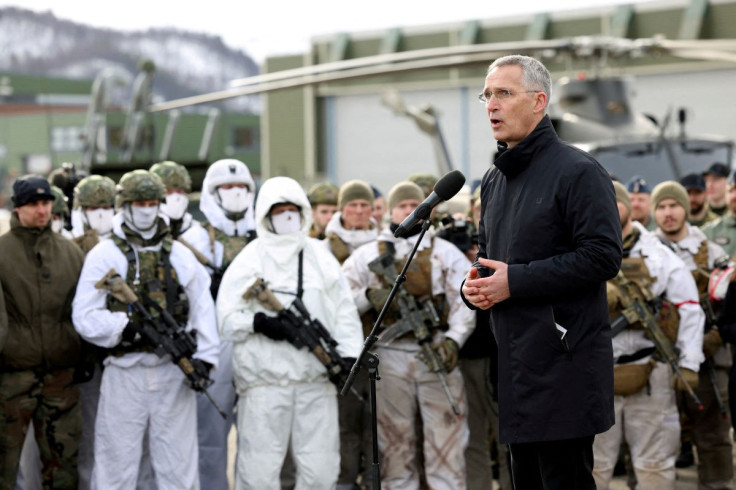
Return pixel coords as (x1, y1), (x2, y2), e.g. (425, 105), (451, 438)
(675, 441), (695, 468)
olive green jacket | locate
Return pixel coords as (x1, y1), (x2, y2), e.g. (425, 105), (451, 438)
(703, 214), (736, 259)
(0, 213), (85, 370)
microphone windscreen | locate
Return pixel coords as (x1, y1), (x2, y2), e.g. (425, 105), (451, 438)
(433, 170), (466, 201)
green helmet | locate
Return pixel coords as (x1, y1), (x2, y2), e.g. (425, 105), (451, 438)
(307, 182), (339, 206)
(116, 170), (165, 209)
(74, 175), (117, 209)
(50, 185), (69, 217)
(150, 161), (192, 192)
(408, 173), (438, 199)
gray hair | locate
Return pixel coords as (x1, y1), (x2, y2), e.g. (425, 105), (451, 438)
(487, 55), (551, 101)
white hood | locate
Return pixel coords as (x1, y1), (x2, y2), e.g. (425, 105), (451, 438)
(254, 177), (312, 265)
(324, 211), (378, 252)
(200, 160), (256, 236)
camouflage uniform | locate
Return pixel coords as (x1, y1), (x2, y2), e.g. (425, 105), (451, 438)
(656, 224), (734, 490)
(150, 161), (199, 239)
(71, 175), (117, 254)
(179, 159), (256, 490)
(0, 175), (85, 489)
(342, 182), (474, 489)
(703, 214), (736, 259)
(72, 170), (219, 489)
(307, 182), (339, 240)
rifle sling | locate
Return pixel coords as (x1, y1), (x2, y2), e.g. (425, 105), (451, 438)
(616, 347), (656, 365)
(297, 250), (303, 300)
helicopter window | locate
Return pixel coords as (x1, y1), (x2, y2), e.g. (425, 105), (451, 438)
(589, 139), (732, 186)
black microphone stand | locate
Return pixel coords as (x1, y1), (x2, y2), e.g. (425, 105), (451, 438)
(341, 219), (432, 490)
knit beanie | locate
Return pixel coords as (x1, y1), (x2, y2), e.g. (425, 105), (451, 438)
(388, 181), (425, 210)
(338, 180), (374, 210)
(651, 180), (690, 218)
(612, 180), (631, 214)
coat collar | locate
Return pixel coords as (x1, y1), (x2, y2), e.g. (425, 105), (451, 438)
(493, 115), (556, 178)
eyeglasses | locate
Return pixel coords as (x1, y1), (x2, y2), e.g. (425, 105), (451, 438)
(477, 89), (539, 104)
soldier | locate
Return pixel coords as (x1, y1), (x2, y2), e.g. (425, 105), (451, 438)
(178, 158), (256, 490)
(627, 175), (656, 231)
(325, 179), (379, 264)
(307, 181), (339, 239)
(703, 170), (736, 258)
(150, 161), (199, 239)
(651, 181), (734, 489)
(0, 175), (85, 488)
(70, 175), (117, 254)
(342, 181), (474, 488)
(681, 173), (719, 228)
(593, 181), (705, 489)
(49, 184), (73, 238)
(322, 178), (379, 488)
(216, 176), (363, 489)
(371, 185), (387, 231)
(704, 163), (730, 217)
(72, 170), (219, 489)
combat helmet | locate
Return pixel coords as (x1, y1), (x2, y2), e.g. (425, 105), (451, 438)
(307, 182), (339, 206)
(50, 185), (69, 217)
(408, 173), (438, 198)
(150, 161), (192, 192)
(115, 170), (165, 209)
(74, 175), (117, 209)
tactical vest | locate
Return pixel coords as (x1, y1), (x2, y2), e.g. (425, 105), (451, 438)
(327, 233), (351, 265)
(363, 240), (448, 336)
(607, 257), (679, 343)
(203, 221), (254, 270)
(107, 235), (189, 355)
(691, 240), (711, 295)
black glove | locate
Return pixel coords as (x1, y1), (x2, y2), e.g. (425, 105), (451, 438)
(120, 321), (142, 347)
(187, 359), (214, 392)
(253, 312), (297, 343)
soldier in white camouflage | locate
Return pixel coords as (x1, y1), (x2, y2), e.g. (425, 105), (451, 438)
(179, 158), (256, 490)
(70, 175), (117, 254)
(150, 161), (201, 239)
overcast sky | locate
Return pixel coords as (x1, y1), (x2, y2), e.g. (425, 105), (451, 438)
(1, 0), (659, 62)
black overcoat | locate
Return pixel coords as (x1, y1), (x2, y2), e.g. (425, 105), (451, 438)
(476, 115), (622, 444)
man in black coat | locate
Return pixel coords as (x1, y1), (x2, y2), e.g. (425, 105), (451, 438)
(462, 55), (623, 489)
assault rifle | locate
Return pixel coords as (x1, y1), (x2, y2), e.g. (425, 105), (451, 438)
(95, 269), (227, 418)
(700, 292), (728, 418)
(175, 237), (226, 298)
(368, 251), (461, 416)
(243, 278), (364, 402)
(610, 271), (703, 409)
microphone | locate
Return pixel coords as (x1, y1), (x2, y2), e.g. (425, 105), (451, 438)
(394, 169), (466, 238)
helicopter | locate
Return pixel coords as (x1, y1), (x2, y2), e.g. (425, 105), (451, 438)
(112, 34), (736, 189)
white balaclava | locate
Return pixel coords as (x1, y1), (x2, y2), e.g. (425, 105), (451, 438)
(123, 202), (160, 238)
(84, 207), (115, 236)
(161, 192), (189, 220)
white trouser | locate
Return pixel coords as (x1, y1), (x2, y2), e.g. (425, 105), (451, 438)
(376, 344), (469, 490)
(197, 341), (237, 490)
(235, 382), (339, 490)
(15, 424), (41, 490)
(593, 362), (680, 490)
(92, 362), (199, 490)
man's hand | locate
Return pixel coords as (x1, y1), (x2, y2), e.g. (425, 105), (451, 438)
(462, 258), (510, 309)
(673, 368), (700, 391)
(433, 338), (460, 372)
